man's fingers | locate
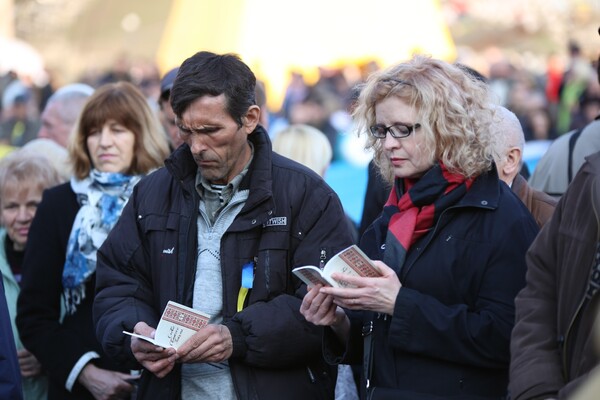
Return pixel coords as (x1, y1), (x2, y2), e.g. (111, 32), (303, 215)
(142, 353), (177, 377)
(137, 348), (174, 363)
(177, 325), (232, 363)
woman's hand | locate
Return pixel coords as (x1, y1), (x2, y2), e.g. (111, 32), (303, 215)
(322, 260), (402, 315)
(78, 363), (138, 400)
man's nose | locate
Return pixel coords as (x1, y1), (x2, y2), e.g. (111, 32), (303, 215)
(188, 135), (209, 153)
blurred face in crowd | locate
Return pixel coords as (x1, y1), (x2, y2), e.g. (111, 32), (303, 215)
(38, 102), (72, 148)
(160, 98), (183, 149)
(178, 94), (258, 184)
(376, 96), (433, 179)
(1, 184), (42, 251)
(87, 120), (136, 174)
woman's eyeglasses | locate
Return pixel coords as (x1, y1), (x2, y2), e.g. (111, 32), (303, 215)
(369, 123), (421, 139)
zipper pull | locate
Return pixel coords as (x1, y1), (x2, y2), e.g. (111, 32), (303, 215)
(319, 249), (327, 270)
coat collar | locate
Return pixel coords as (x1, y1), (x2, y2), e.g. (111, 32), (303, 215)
(455, 164), (501, 211)
(511, 173), (531, 204)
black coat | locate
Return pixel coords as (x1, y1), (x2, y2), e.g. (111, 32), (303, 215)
(326, 167), (539, 399)
(94, 127), (354, 400)
(16, 183), (129, 400)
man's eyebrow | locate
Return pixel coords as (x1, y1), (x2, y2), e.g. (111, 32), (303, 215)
(176, 124), (220, 132)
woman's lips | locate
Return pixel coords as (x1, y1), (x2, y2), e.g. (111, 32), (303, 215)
(390, 157), (406, 166)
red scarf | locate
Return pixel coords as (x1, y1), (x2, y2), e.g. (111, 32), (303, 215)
(381, 162), (474, 268)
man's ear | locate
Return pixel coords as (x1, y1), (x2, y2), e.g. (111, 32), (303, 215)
(242, 105), (260, 133)
(503, 147), (522, 178)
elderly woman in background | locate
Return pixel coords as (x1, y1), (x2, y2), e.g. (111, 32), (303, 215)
(17, 81), (170, 400)
(300, 56), (539, 399)
(0, 150), (62, 399)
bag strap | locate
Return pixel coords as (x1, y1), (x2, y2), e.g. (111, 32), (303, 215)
(568, 128), (584, 183)
(362, 312), (375, 391)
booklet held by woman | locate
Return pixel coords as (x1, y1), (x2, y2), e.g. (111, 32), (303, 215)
(292, 244), (381, 288)
(123, 301), (210, 349)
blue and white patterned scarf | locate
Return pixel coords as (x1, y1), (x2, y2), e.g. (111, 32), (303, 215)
(62, 169), (141, 315)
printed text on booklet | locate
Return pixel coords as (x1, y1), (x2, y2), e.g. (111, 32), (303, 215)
(123, 301), (211, 349)
(292, 244), (381, 288)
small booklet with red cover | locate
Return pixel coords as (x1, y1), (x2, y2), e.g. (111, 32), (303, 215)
(292, 244), (381, 288)
(123, 301), (210, 349)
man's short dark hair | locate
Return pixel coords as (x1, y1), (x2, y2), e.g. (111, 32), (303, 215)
(170, 51), (256, 127)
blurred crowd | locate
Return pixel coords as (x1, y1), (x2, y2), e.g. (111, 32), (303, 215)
(1, 39), (597, 160)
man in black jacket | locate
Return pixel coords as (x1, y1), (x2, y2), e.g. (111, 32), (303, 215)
(93, 51), (354, 400)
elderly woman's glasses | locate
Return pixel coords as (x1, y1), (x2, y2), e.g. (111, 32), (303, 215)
(369, 123), (421, 139)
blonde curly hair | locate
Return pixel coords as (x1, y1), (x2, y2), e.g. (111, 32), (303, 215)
(354, 56), (496, 184)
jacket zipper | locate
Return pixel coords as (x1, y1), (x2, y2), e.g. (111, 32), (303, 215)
(319, 248), (327, 270)
(306, 366), (316, 383)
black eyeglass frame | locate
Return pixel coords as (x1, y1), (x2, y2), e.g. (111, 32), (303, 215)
(369, 123), (421, 139)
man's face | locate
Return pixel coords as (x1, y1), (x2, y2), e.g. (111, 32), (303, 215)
(160, 98), (183, 149)
(38, 102), (71, 148)
(178, 94), (255, 184)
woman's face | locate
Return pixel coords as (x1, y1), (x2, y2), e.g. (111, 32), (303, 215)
(1, 185), (42, 250)
(375, 96), (434, 179)
(87, 119), (136, 174)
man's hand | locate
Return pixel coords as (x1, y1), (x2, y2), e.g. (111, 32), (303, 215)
(78, 363), (138, 400)
(17, 348), (42, 377)
(300, 284), (350, 343)
(176, 324), (233, 364)
(130, 321), (177, 378)
(300, 284), (342, 326)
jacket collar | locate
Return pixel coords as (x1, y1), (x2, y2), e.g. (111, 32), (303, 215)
(239, 125), (273, 211)
(454, 164), (501, 211)
(510, 173), (530, 202)
(164, 143), (196, 184)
